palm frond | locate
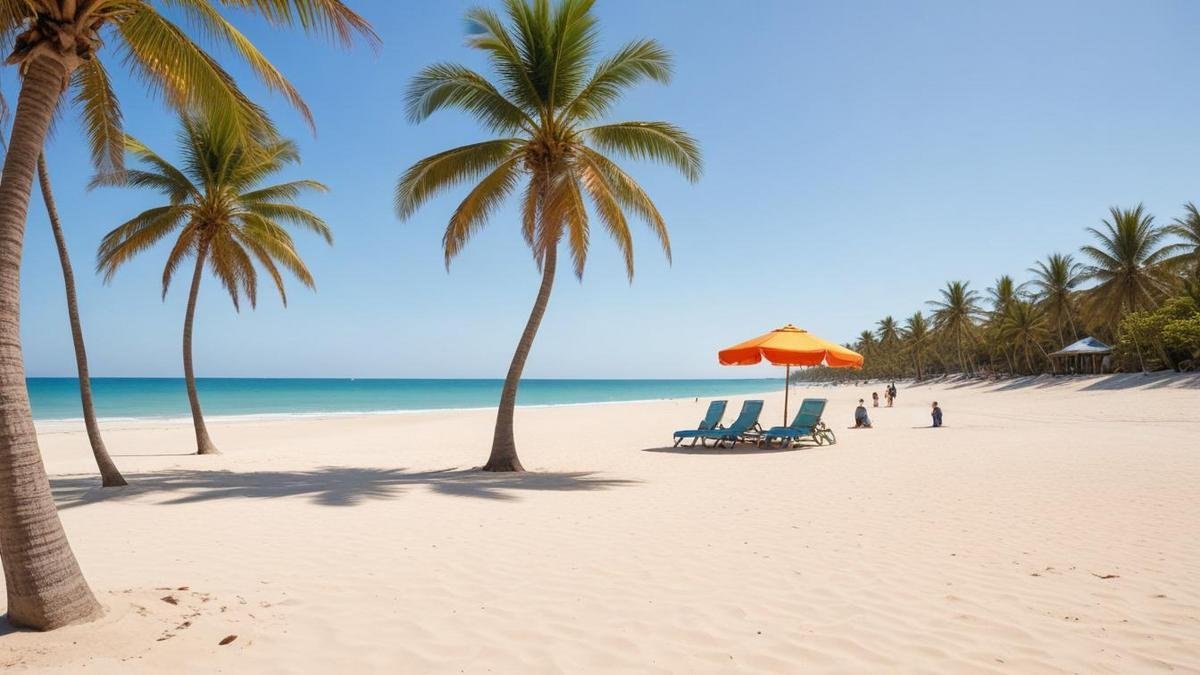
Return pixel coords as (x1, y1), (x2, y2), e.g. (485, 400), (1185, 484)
(97, 205), (190, 281)
(563, 38), (670, 122)
(395, 139), (523, 220)
(578, 147), (669, 261)
(582, 121), (701, 182)
(406, 63), (534, 132)
(71, 58), (124, 173)
(443, 156), (523, 265)
(218, 0), (381, 49)
(243, 202), (332, 243)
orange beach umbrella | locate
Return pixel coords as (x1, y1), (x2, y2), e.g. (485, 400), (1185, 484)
(718, 324), (864, 425)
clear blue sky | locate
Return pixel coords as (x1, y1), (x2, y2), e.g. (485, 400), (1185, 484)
(14, 0), (1200, 379)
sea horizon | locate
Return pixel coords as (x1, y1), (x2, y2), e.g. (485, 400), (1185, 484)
(26, 377), (781, 422)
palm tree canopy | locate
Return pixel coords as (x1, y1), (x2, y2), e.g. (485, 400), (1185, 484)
(1163, 202), (1200, 276)
(1080, 204), (1175, 324)
(876, 315), (899, 344)
(95, 116), (331, 309)
(928, 280), (982, 335)
(902, 312), (929, 343)
(986, 275), (1023, 322)
(1, 0), (378, 171)
(394, 0), (701, 281)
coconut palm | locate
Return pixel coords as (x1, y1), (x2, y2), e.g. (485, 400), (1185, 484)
(998, 300), (1049, 374)
(1080, 205), (1174, 328)
(0, 0), (374, 632)
(928, 280), (982, 375)
(38, 155), (126, 487)
(902, 312), (931, 380)
(396, 0), (701, 472)
(1027, 253), (1083, 347)
(986, 275), (1023, 373)
(97, 118), (331, 458)
(1163, 202), (1200, 278)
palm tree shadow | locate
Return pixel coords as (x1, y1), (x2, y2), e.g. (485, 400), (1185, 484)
(50, 466), (638, 510)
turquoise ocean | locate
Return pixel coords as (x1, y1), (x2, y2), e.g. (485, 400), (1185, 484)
(27, 378), (779, 422)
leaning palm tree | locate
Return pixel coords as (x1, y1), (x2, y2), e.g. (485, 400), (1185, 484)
(1027, 253), (1083, 347)
(1163, 202), (1200, 279)
(396, 0), (701, 472)
(97, 118), (332, 457)
(928, 280), (982, 375)
(0, 1), (374, 632)
(901, 312), (931, 380)
(1079, 205), (1174, 329)
(38, 155), (126, 487)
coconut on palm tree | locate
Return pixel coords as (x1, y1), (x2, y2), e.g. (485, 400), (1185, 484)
(1080, 205), (1175, 330)
(928, 280), (982, 375)
(1027, 253), (1082, 347)
(396, 0), (701, 472)
(97, 118), (332, 457)
(0, 0), (375, 632)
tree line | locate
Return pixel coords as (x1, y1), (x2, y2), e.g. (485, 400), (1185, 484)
(801, 203), (1200, 382)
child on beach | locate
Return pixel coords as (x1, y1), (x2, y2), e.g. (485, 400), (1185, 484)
(872, 392), (879, 407)
(854, 399), (872, 428)
(931, 402), (943, 427)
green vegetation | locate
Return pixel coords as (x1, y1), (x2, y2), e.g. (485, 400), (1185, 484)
(804, 203), (1200, 382)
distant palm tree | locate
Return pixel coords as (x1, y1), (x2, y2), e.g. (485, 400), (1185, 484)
(0, 0), (374, 633)
(902, 312), (932, 380)
(928, 280), (982, 375)
(396, 0), (701, 471)
(856, 330), (877, 355)
(97, 118), (332, 456)
(1080, 205), (1174, 328)
(1027, 253), (1083, 347)
(1163, 202), (1200, 278)
(876, 316), (900, 344)
(986, 274), (1022, 372)
(999, 300), (1048, 373)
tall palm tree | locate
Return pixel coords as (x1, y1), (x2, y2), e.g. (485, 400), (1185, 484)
(97, 118), (332, 457)
(1163, 202), (1200, 279)
(902, 312), (931, 380)
(986, 275), (1022, 373)
(0, 0), (374, 632)
(38, 155), (126, 487)
(396, 0), (701, 472)
(999, 300), (1049, 374)
(1027, 253), (1082, 347)
(1080, 204), (1174, 329)
(928, 280), (982, 375)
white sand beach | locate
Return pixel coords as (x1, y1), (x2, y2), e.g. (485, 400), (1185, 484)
(4, 375), (1200, 673)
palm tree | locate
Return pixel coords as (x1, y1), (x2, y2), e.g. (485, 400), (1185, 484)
(986, 275), (1022, 373)
(999, 300), (1049, 373)
(97, 119), (332, 457)
(928, 280), (982, 375)
(902, 312), (931, 380)
(1163, 202), (1200, 279)
(396, 0), (700, 472)
(1027, 253), (1083, 347)
(0, 0), (374, 632)
(38, 155), (126, 487)
(1080, 205), (1174, 329)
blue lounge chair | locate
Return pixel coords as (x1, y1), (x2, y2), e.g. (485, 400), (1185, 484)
(759, 398), (835, 447)
(673, 400), (728, 447)
(689, 400), (764, 448)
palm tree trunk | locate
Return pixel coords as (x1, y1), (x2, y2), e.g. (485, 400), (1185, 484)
(485, 244), (558, 472)
(0, 53), (102, 630)
(183, 245), (219, 455)
(38, 155), (126, 487)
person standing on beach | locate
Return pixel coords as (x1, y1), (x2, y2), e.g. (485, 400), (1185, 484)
(888, 382), (897, 406)
(872, 392), (880, 407)
(931, 402), (943, 427)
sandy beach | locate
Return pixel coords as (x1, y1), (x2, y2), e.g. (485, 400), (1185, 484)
(3, 374), (1199, 673)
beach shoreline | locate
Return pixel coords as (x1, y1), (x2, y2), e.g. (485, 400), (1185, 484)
(4, 375), (1199, 672)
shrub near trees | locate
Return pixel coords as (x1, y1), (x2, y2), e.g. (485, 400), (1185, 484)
(801, 203), (1200, 383)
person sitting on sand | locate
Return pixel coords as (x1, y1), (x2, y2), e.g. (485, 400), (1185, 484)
(854, 399), (872, 428)
(872, 392), (879, 408)
(931, 401), (943, 427)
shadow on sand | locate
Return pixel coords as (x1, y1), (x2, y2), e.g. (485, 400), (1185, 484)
(50, 466), (638, 509)
(934, 372), (1200, 393)
(641, 443), (813, 455)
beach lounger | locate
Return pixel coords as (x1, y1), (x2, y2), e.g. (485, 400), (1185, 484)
(672, 400), (728, 447)
(688, 400), (764, 448)
(759, 398), (835, 447)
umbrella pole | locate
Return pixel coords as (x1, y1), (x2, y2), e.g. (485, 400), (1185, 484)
(784, 365), (790, 426)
